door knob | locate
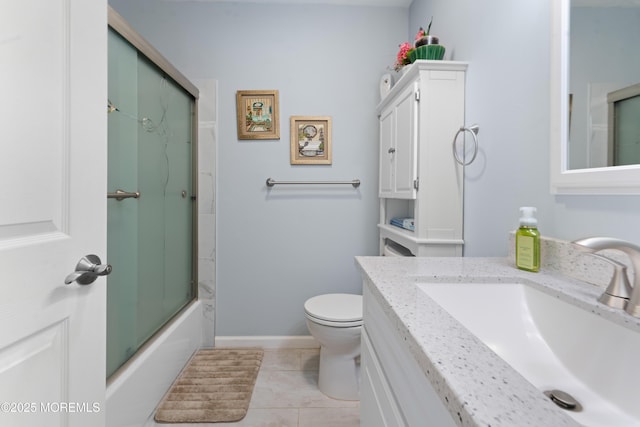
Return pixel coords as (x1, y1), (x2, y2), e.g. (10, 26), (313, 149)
(65, 254), (112, 285)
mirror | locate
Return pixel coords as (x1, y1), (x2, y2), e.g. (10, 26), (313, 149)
(550, 0), (640, 194)
(569, 0), (640, 170)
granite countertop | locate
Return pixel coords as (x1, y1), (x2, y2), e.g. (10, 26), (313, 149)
(355, 256), (640, 427)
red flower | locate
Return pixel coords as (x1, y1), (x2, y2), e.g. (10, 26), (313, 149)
(394, 42), (413, 71)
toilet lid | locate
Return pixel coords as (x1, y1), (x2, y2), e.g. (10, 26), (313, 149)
(304, 294), (362, 323)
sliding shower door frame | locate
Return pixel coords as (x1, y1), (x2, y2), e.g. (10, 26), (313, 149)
(107, 6), (199, 380)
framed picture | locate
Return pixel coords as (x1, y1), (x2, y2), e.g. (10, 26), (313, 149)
(236, 90), (280, 140)
(290, 116), (332, 165)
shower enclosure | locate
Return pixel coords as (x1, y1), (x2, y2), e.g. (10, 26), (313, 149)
(107, 21), (198, 378)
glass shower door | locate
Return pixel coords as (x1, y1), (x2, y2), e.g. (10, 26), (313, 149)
(107, 28), (196, 378)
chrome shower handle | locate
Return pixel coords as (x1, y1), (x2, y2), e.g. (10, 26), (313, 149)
(65, 254), (112, 285)
(107, 189), (140, 201)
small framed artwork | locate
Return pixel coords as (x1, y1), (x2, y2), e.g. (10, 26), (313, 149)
(236, 90), (280, 140)
(290, 116), (332, 165)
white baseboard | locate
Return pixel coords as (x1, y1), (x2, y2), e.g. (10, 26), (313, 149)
(214, 335), (319, 349)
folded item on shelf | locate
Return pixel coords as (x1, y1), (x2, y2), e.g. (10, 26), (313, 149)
(390, 217), (415, 231)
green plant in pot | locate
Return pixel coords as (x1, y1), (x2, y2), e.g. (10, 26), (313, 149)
(414, 17), (439, 47)
(410, 17), (445, 61)
(393, 17), (446, 71)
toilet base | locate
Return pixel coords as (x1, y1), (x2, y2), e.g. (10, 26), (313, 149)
(317, 346), (360, 400)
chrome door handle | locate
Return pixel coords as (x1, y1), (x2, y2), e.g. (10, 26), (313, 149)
(65, 254), (112, 285)
(107, 189), (140, 201)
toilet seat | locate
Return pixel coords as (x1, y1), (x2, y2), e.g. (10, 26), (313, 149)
(304, 294), (363, 328)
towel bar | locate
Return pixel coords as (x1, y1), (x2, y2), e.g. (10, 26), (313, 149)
(452, 124), (479, 166)
(266, 178), (360, 188)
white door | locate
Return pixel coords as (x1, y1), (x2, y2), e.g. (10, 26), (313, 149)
(0, 1), (107, 427)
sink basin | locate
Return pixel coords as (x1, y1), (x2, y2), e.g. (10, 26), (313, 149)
(417, 281), (640, 427)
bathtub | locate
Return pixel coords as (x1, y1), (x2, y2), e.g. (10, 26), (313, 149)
(106, 301), (202, 427)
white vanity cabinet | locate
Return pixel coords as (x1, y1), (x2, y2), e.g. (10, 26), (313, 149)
(361, 285), (458, 427)
(377, 61), (467, 256)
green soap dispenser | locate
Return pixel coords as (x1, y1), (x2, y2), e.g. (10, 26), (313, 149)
(516, 206), (540, 272)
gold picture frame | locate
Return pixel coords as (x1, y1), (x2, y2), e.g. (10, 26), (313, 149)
(290, 116), (332, 165)
(236, 90), (280, 140)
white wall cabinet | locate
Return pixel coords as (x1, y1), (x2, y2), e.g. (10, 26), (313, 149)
(377, 61), (468, 257)
(361, 285), (458, 427)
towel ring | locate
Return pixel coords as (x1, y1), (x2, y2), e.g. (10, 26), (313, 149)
(452, 124), (479, 166)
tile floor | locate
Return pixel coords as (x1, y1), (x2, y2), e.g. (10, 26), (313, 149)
(150, 348), (360, 427)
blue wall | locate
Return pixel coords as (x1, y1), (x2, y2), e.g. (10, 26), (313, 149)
(409, 1), (556, 256)
(109, 0), (406, 335)
(110, 0), (640, 336)
(409, 0), (640, 253)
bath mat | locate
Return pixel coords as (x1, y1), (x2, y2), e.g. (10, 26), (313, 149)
(154, 348), (263, 424)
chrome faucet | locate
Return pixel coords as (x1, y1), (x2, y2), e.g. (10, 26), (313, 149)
(573, 237), (640, 317)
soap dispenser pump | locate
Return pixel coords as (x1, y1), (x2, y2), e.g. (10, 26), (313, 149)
(516, 207), (540, 272)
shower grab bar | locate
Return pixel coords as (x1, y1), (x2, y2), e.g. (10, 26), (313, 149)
(266, 178), (360, 188)
(107, 189), (141, 201)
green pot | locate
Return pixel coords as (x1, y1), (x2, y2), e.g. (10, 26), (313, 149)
(409, 44), (446, 62)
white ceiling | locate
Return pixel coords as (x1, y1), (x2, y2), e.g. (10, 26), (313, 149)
(162, 0), (413, 7)
(573, 0), (640, 6)
(160, 0), (640, 12)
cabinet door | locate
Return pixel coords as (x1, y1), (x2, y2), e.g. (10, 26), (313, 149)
(393, 84), (418, 199)
(361, 330), (407, 427)
(379, 107), (395, 197)
(378, 83), (418, 199)
(364, 286), (459, 427)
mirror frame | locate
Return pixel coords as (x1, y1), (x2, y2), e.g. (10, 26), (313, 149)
(550, 0), (640, 194)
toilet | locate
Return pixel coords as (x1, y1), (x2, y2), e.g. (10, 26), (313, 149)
(304, 293), (363, 400)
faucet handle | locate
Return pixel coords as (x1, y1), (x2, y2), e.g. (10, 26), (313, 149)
(589, 253), (632, 309)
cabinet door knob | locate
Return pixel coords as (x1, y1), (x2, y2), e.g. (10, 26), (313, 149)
(388, 148), (396, 154)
